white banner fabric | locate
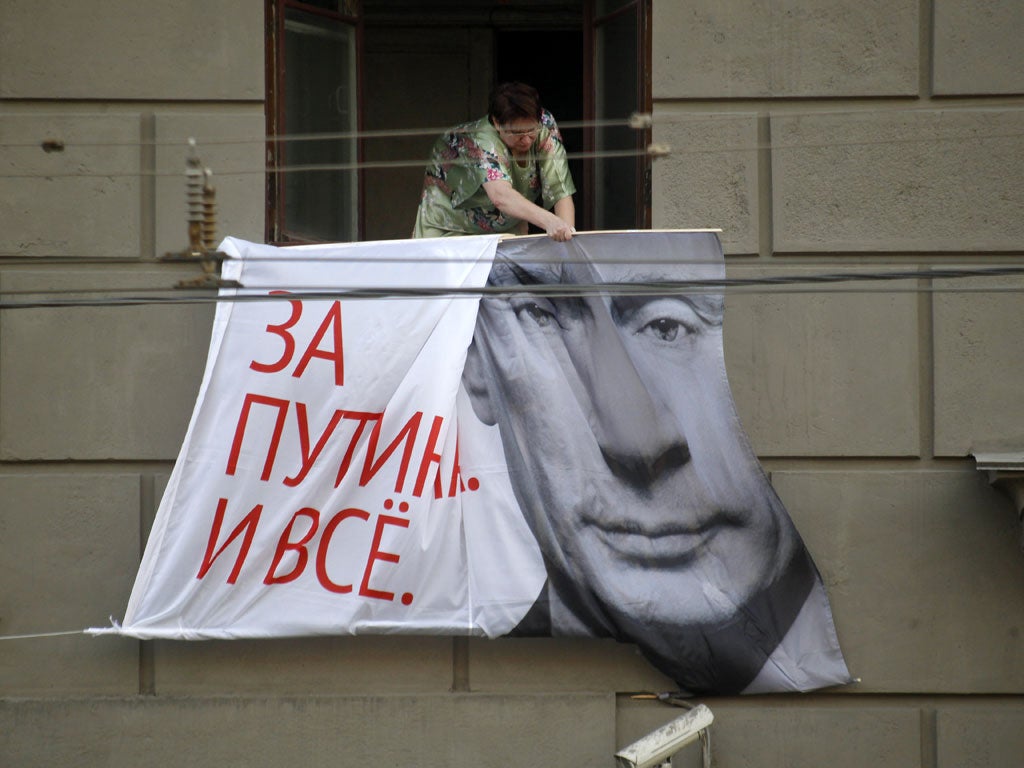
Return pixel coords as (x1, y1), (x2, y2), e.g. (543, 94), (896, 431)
(93, 231), (851, 696)
(114, 234), (545, 639)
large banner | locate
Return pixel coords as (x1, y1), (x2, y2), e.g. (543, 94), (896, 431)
(97, 231), (851, 696)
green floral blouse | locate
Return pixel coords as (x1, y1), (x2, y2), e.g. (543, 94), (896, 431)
(412, 110), (576, 238)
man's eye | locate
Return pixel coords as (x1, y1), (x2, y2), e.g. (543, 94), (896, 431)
(514, 301), (556, 327)
(640, 317), (689, 342)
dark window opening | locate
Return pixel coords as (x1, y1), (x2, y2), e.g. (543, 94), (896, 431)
(495, 29), (585, 233)
(266, 0), (649, 244)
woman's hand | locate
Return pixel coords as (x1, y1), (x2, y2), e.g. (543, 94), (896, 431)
(546, 219), (576, 242)
(484, 180), (576, 241)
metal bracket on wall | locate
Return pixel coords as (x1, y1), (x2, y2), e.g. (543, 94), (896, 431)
(972, 443), (1024, 551)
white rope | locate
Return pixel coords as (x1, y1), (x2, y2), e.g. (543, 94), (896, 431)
(0, 629), (88, 640)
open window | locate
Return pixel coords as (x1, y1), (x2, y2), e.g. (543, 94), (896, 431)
(265, 0), (650, 242)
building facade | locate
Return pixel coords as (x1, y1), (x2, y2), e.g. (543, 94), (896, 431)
(2, 1), (1023, 766)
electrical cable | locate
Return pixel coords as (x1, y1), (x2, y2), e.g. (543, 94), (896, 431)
(3, 110), (1022, 306)
(2, 110), (1021, 178)
(1, 265), (1023, 311)
(1, 116), (645, 149)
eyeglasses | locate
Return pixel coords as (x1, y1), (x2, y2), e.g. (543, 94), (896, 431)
(499, 125), (540, 137)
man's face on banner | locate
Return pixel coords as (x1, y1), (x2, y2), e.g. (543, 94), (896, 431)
(464, 232), (801, 631)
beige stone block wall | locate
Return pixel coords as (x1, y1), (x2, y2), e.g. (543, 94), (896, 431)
(933, 0), (1024, 95)
(933, 274), (1024, 456)
(652, 0), (918, 98)
(0, 113), (142, 258)
(0, 474), (141, 695)
(154, 636), (455, 695)
(771, 109), (1024, 252)
(683, 703), (921, 768)
(724, 267), (920, 457)
(6, 694), (1019, 768)
(0, 271), (212, 460)
(936, 705), (1024, 768)
(776, 470), (1024, 693)
(0, 109), (263, 261)
(469, 636), (672, 692)
(0, 0), (263, 100)
(0, 695), (615, 768)
(3, 1), (1024, 767)
(651, 110), (759, 254)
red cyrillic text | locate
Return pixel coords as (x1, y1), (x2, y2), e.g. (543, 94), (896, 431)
(226, 394), (474, 499)
(249, 293), (345, 386)
(199, 496), (412, 604)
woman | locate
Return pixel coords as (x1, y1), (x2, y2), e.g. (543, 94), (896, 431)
(413, 82), (576, 241)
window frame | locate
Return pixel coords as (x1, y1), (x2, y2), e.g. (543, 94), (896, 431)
(265, 0), (364, 244)
(583, 0), (652, 231)
(265, 0), (652, 242)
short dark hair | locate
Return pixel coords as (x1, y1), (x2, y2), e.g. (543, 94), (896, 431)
(488, 82), (543, 125)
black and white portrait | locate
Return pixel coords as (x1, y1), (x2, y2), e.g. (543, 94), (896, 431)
(111, 232), (849, 697)
(461, 231), (851, 695)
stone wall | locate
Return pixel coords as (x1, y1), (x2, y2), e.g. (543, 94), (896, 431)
(651, 1), (1024, 765)
(2, 1), (1023, 766)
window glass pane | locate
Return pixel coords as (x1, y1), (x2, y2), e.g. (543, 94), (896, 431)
(595, 9), (639, 230)
(596, 0), (633, 15)
(299, 0), (358, 15)
(283, 7), (357, 242)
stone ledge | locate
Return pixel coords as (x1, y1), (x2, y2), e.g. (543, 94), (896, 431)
(973, 443), (1024, 548)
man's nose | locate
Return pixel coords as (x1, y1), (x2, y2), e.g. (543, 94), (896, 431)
(565, 312), (690, 487)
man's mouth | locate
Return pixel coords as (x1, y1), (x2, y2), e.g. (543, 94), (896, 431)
(583, 510), (746, 565)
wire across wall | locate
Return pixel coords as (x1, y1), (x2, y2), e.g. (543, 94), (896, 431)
(2, 109), (1023, 308)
